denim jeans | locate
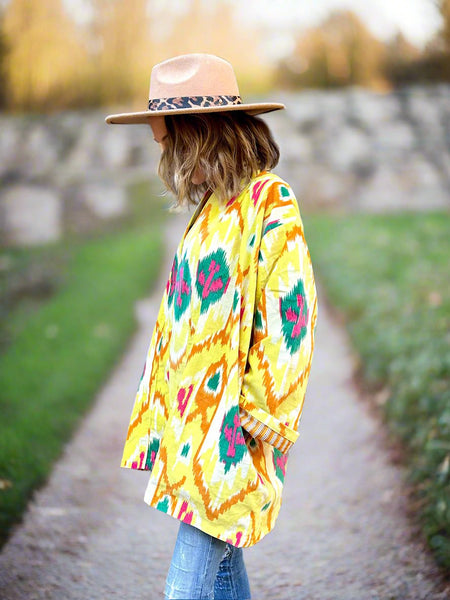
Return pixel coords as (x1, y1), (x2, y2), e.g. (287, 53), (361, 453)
(164, 521), (252, 599)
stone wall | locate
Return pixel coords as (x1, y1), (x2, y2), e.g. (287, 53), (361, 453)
(271, 84), (450, 212)
(0, 111), (160, 247)
(1, 83), (449, 246)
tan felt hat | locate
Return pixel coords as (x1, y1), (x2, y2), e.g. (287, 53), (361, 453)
(105, 53), (284, 125)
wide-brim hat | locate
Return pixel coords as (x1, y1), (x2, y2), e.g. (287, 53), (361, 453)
(105, 53), (284, 125)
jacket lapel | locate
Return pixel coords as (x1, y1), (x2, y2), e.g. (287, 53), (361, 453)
(180, 189), (213, 245)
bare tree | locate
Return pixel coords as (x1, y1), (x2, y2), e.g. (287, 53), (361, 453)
(90, 0), (155, 107)
(153, 0), (271, 95)
(3, 0), (88, 110)
(278, 9), (386, 90)
(0, 11), (8, 108)
(434, 0), (450, 48)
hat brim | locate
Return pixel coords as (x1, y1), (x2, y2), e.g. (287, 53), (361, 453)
(105, 102), (285, 124)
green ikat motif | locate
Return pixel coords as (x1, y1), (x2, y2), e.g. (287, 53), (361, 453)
(157, 497), (170, 513)
(181, 443), (190, 457)
(254, 308), (263, 330)
(167, 254), (178, 308)
(145, 437), (160, 470)
(196, 248), (231, 314)
(173, 256), (192, 321)
(279, 278), (309, 354)
(273, 448), (288, 482)
(219, 407), (247, 474)
(263, 220), (282, 236)
(233, 290), (239, 312)
(207, 371), (220, 391)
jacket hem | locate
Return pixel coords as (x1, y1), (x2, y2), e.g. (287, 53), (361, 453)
(143, 478), (275, 548)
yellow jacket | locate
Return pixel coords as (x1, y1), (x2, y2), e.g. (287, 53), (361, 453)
(120, 171), (318, 547)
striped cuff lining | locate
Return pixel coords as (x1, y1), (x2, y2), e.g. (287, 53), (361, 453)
(239, 410), (293, 454)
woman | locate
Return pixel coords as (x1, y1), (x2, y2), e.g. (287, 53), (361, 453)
(106, 53), (318, 600)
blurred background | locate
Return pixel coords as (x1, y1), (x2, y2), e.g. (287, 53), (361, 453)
(0, 0), (449, 109)
(0, 0), (449, 244)
(0, 0), (449, 575)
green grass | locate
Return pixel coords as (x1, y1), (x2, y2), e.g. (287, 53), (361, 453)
(0, 181), (168, 545)
(304, 211), (450, 570)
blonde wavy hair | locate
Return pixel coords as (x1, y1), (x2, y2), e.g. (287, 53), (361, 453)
(157, 111), (280, 207)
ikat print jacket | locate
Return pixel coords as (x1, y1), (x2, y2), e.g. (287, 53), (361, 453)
(120, 171), (318, 547)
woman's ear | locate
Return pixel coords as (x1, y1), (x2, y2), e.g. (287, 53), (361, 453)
(191, 166), (206, 185)
(149, 116), (168, 144)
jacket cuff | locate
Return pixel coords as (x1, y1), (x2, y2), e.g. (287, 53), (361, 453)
(239, 395), (299, 454)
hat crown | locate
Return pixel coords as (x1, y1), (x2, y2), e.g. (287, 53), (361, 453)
(105, 53), (284, 124)
(149, 53), (240, 99)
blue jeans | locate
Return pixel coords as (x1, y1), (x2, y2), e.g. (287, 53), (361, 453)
(164, 521), (252, 599)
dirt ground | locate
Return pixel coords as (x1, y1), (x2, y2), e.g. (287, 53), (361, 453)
(0, 211), (448, 600)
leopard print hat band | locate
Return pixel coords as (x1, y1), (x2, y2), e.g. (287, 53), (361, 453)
(148, 95), (242, 112)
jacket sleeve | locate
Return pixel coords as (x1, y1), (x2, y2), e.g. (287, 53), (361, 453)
(239, 183), (318, 454)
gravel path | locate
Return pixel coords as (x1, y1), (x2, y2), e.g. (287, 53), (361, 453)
(0, 212), (448, 600)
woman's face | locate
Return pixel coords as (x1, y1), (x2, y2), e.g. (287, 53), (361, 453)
(149, 116), (206, 185)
